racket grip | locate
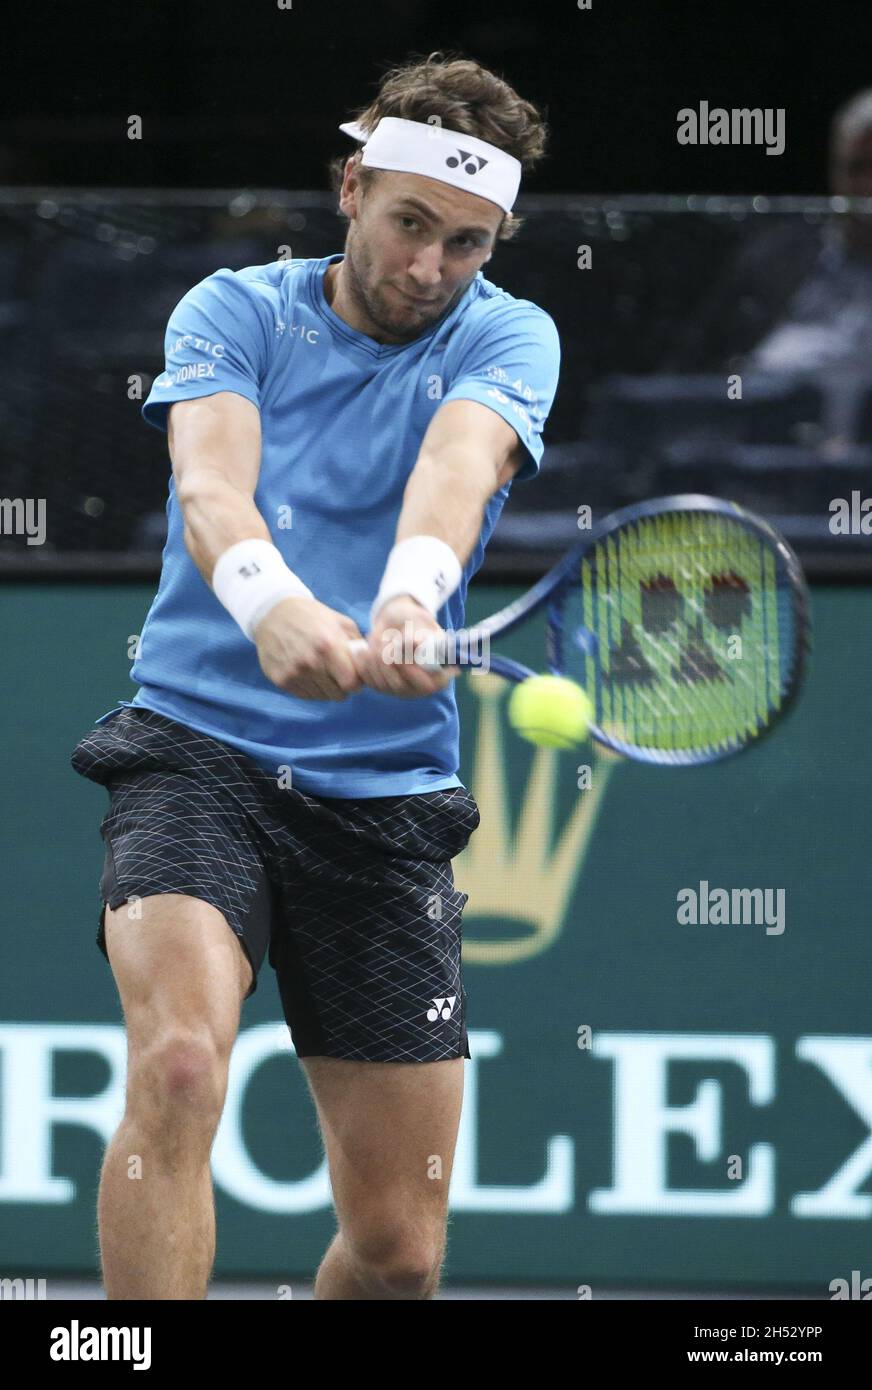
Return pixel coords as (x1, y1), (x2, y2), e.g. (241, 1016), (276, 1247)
(346, 634), (457, 668)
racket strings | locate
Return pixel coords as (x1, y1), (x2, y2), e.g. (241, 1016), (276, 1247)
(562, 511), (792, 754)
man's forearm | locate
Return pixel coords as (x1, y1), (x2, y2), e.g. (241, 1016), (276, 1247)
(395, 446), (496, 565)
(177, 468), (272, 586)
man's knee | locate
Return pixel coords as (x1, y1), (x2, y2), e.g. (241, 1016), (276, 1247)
(345, 1220), (446, 1297)
(127, 1030), (229, 1133)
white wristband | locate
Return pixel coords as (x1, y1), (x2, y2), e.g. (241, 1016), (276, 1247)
(370, 535), (463, 626)
(211, 539), (314, 642)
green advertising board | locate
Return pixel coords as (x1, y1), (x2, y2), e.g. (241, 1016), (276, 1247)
(0, 581), (870, 1292)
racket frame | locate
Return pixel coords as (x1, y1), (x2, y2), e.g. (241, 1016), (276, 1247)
(441, 494), (811, 765)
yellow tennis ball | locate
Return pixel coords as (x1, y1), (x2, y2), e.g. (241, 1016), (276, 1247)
(507, 675), (594, 749)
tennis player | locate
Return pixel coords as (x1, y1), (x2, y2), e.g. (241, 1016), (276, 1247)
(71, 52), (560, 1300)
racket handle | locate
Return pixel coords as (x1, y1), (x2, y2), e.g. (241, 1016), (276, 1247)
(346, 635), (532, 681)
(431, 633), (504, 669)
(346, 634), (462, 668)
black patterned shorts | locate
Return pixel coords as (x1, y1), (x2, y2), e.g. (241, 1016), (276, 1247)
(70, 706), (480, 1063)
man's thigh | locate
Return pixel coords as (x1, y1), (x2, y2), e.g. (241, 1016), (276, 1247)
(103, 894), (254, 1054)
(300, 1056), (465, 1228)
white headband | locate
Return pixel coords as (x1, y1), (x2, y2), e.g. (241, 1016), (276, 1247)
(338, 115), (521, 214)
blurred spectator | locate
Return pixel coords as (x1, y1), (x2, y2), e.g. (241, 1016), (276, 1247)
(670, 89), (872, 375)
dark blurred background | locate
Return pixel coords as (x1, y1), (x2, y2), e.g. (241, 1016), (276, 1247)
(0, 0), (865, 194)
(2, 0), (872, 577)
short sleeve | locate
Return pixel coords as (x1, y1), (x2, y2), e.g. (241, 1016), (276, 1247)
(441, 305), (561, 481)
(142, 268), (273, 432)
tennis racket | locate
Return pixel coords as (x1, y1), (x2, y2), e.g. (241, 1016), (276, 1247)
(358, 494), (811, 766)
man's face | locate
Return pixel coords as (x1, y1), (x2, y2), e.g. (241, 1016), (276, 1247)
(337, 164), (503, 343)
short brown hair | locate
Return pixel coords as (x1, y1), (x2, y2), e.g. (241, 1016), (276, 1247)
(327, 50), (549, 241)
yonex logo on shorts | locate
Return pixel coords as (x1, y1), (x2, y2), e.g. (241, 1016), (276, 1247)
(427, 995), (457, 1022)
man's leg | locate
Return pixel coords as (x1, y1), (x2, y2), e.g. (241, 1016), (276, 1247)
(99, 893), (252, 1300)
(301, 1055), (465, 1300)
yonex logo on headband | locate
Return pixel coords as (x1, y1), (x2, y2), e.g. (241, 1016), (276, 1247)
(446, 151), (488, 176)
(338, 116), (521, 213)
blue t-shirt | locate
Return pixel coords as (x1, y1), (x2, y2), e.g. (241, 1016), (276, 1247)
(97, 252), (561, 796)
